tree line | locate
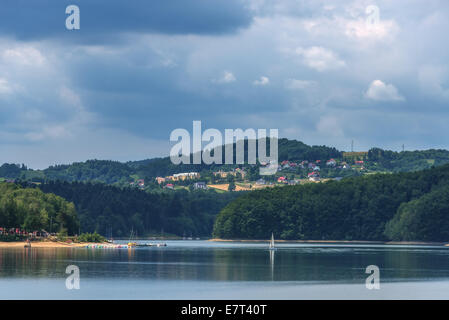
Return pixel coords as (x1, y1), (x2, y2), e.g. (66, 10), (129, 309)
(0, 183), (79, 235)
(36, 181), (242, 238)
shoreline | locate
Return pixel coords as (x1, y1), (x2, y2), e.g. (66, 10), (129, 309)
(1, 239), (448, 248)
(208, 238), (449, 246)
(0, 241), (104, 248)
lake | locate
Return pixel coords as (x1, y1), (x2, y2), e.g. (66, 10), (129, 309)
(1, 240), (449, 299)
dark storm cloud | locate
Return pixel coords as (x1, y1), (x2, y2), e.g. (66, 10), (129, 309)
(2, 0), (449, 168)
(0, 0), (253, 41)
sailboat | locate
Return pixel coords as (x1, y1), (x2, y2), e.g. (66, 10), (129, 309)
(269, 233), (276, 250)
(128, 228), (137, 247)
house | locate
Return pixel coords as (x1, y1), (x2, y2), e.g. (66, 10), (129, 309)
(213, 170), (229, 178)
(155, 177), (166, 184)
(193, 182), (207, 190)
(277, 176), (287, 183)
(355, 160), (364, 165)
(172, 172), (200, 181)
(137, 179), (145, 187)
(343, 164), (350, 169)
(313, 166), (320, 171)
(326, 159), (337, 166)
(308, 171), (319, 178)
(308, 172), (320, 182)
(281, 160), (290, 166)
(256, 178), (266, 185)
(235, 168), (247, 179)
(164, 183), (174, 190)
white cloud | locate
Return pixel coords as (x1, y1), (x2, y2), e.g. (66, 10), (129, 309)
(253, 76), (269, 86)
(295, 46), (345, 72)
(2, 46), (46, 66)
(0, 78), (12, 94)
(344, 18), (398, 41)
(213, 70), (236, 84)
(365, 80), (405, 102)
(285, 79), (317, 90)
(299, 2), (399, 44)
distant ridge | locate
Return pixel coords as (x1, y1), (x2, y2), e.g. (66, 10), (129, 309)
(1, 138), (449, 185)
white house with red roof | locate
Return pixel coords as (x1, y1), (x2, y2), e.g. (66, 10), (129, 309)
(277, 176), (287, 183)
(308, 171), (320, 181)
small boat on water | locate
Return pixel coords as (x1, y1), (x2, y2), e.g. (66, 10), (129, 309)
(269, 233), (276, 250)
(128, 228), (137, 247)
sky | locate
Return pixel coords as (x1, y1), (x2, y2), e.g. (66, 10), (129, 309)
(1, 0), (449, 168)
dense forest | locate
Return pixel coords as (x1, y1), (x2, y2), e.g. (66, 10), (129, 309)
(36, 181), (242, 238)
(213, 164), (449, 242)
(277, 139), (341, 161)
(0, 183), (79, 235)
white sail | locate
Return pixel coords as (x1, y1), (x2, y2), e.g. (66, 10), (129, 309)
(269, 233), (275, 249)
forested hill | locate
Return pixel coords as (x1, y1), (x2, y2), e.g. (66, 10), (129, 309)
(36, 181), (241, 238)
(2, 139), (449, 185)
(213, 164), (449, 242)
(0, 138), (341, 183)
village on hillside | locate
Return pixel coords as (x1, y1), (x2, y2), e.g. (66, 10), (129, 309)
(137, 153), (369, 192)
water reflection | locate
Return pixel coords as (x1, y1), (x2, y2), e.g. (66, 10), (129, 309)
(1, 242), (449, 284)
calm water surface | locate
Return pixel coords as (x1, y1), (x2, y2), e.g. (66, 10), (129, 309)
(1, 240), (449, 299)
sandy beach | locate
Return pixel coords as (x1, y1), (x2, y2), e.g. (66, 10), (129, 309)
(0, 241), (101, 248)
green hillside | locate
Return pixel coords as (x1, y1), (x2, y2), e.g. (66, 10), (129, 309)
(213, 164), (449, 242)
(3, 140), (449, 186)
(36, 181), (242, 238)
(0, 138), (343, 184)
